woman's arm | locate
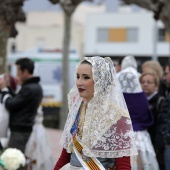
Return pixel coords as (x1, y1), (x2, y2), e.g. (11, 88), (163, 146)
(115, 156), (131, 170)
(53, 148), (71, 170)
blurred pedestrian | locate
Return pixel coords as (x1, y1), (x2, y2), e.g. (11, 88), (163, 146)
(118, 56), (159, 170)
(0, 71), (17, 150)
(140, 72), (164, 169)
(160, 63), (170, 96)
(0, 58), (43, 154)
(141, 60), (163, 81)
(156, 62), (170, 170)
(0, 74), (9, 151)
(25, 106), (54, 170)
(141, 60), (168, 98)
(54, 56), (137, 170)
(140, 72), (163, 142)
(114, 57), (123, 73)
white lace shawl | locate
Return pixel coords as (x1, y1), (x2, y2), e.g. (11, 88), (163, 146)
(121, 55), (137, 70)
(60, 56), (137, 158)
(117, 67), (142, 93)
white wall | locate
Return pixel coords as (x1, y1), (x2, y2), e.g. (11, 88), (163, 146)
(7, 4), (105, 59)
(7, 11), (84, 59)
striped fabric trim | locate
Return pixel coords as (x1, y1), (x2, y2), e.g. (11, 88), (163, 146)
(72, 136), (105, 170)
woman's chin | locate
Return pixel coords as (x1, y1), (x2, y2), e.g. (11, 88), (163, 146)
(79, 93), (85, 98)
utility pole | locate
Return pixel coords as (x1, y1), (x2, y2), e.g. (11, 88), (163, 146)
(152, 20), (158, 61)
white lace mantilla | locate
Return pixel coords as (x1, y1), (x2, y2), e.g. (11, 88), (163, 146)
(117, 67), (142, 93)
(60, 56), (137, 158)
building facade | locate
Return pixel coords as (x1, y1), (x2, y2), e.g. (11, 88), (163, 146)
(7, 11), (84, 59)
(7, 4), (105, 60)
(84, 9), (170, 67)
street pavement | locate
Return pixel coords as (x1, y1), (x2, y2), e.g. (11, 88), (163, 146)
(46, 128), (63, 164)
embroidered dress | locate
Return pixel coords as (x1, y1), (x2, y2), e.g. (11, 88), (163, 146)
(60, 163), (84, 170)
(59, 56), (137, 169)
(61, 102), (116, 170)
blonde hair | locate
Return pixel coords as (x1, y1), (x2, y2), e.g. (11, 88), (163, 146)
(142, 60), (163, 80)
(140, 72), (160, 87)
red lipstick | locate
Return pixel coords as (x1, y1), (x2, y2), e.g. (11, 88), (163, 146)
(78, 88), (85, 92)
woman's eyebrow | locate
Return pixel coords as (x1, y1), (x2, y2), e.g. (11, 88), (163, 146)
(82, 74), (90, 76)
(77, 73), (90, 76)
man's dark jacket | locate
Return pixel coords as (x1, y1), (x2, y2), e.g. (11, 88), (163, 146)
(148, 93), (163, 144)
(156, 93), (170, 148)
(1, 77), (43, 132)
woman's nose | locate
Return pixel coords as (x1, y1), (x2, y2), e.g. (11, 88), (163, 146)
(77, 78), (83, 85)
(143, 82), (148, 86)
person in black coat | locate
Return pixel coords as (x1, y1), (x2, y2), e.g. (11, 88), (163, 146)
(0, 58), (43, 153)
(156, 63), (170, 170)
(140, 72), (163, 143)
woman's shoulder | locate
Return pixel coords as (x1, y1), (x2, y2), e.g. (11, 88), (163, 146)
(108, 102), (130, 119)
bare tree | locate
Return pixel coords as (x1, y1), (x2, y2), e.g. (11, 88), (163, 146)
(49, 0), (93, 129)
(122, 0), (170, 33)
(0, 0), (26, 73)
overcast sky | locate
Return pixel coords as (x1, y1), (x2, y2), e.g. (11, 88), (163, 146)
(23, 0), (61, 12)
(23, 0), (103, 12)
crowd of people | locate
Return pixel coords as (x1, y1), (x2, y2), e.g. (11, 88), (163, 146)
(1, 55), (170, 170)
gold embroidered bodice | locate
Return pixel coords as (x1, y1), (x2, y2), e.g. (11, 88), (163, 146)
(77, 102), (87, 139)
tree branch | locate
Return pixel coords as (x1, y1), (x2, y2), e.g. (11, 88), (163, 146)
(48, 0), (60, 4)
(49, 0), (93, 15)
(0, 0), (26, 37)
(122, 0), (170, 33)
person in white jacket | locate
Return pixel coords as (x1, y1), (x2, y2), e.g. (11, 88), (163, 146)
(0, 74), (10, 150)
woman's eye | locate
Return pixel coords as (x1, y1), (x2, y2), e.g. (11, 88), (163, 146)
(76, 75), (79, 79)
(84, 76), (90, 79)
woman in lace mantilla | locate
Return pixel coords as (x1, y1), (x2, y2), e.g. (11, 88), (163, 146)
(54, 56), (137, 170)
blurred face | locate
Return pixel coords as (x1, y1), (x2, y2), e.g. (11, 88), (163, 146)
(141, 74), (158, 96)
(0, 74), (6, 89)
(16, 65), (28, 84)
(115, 64), (121, 73)
(164, 66), (170, 86)
(15, 76), (22, 86)
(76, 63), (94, 102)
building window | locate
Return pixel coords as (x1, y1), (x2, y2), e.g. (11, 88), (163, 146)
(36, 38), (45, 51)
(159, 28), (165, 42)
(97, 28), (108, 42)
(109, 28), (126, 42)
(158, 28), (170, 42)
(127, 28), (138, 42)
(165, 32), (170, 42)
(97, 27), (138, 43)
(11, 43), (16, 53)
